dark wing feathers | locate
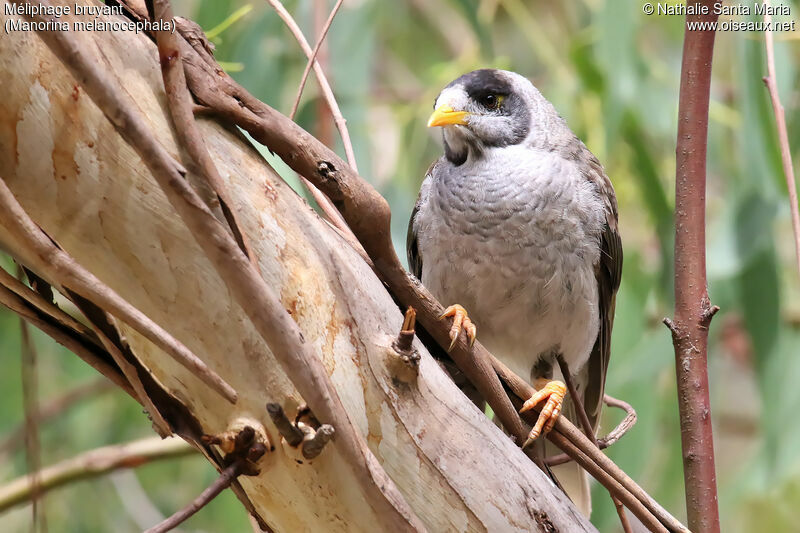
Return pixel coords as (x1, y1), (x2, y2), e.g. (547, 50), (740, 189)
(407, 199), (422, 280)
(407, 160), (439, 280)
(583, 156), (623, 430)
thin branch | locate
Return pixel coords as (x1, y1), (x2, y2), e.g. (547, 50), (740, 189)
(762, 0), (800, 277)
(70, 301), (173, 436)
(144, 460), (243, 533)
(0, 265), (96, 339)
(493, 357), (686, 533)
(543, 394), (637, 467)
(289, 0), (344, 121)
(265, 0), (358, 172)
(268, 0), (365, 258)
(0, 180), (237, 404)
(301, 424), (335, 459)
(20, 4), (424, 530)
(0, 437), (194, 513)
(557, 357), (631, 533)
(668, 3), (721, 531)
(265, 403), (304, 447)
(601, 394), (638, 447)
(19, 305), (47, 533)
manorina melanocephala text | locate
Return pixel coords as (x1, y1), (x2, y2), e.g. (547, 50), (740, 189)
(407, 69), (622, 516)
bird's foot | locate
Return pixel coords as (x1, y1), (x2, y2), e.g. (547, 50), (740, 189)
(520, 380), (567, 445)
(438, 304), (477, 351)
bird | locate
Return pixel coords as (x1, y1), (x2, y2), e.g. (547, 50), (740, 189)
(407, 68), (622, 516)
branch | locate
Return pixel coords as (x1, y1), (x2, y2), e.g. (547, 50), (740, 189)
(762, 0), (800, 278)
(266, 0), (366, 259)
(289, 0), (344, 121)
(667, 4), (721, 532)
(0, 437), (194, 512)
(544, 394), (638, 467)
(148, 0), (258, 270)
(557, 357), (632, 533)
(0, 279), (135, 399)
(493, 358), (685, 533)
(144, 460), (244, 533)
(19, 4), (424, 530)
(266, 0), (357, 171)
(18, 304), (46, 531)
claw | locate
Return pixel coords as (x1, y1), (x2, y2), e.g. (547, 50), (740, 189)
(520, 380), (567, 444)
(438, 304), (477, 351)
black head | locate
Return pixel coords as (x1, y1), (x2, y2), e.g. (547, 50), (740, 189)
(428, 69), (533, 164)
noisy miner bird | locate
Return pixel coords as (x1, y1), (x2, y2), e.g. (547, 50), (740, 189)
(407, 69), (622, 516)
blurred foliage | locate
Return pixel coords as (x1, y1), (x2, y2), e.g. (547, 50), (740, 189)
(2, 0), (800, 531)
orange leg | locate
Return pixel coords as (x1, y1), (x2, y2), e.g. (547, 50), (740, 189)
(519, 379), (567, 441)
(438, 304), (477, 351)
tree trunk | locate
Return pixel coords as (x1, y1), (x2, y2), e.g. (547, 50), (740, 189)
(0, 3), (594, 532)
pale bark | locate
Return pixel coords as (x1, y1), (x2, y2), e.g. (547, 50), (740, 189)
(0, 3), (594, 532)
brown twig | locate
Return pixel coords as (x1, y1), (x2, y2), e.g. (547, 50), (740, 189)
(147, 425), (268, 533)
(0, 265), (95, 339)
(266, 0), (358, 171)
(0, 179), (237, 404)
(556, 357), (631, 533)
(666, 4), (721, 532)
(20, 4), (424, 529)
(144, 460), (243, 533)
(543, 394), (637, 467)
(494, 358), (686, 533)
(601, 394), (638, 447)
(265, 403), (304, 447)
(151, 16), (690, 531)
(762, 0), (800, 278)
(149, 0), (257, 270)
(0, 437), (194, 512)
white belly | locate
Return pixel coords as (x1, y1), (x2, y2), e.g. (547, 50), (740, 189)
(415, 146), (604, 381)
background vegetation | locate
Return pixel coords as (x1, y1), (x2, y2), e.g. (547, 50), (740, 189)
(2, 1), (799, 531)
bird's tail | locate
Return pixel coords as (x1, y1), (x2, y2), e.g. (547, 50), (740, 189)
(546, 398), (592, 516)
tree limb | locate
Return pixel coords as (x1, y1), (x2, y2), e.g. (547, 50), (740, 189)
(0, 437), (195, 513)
(667, 4), (721, 532)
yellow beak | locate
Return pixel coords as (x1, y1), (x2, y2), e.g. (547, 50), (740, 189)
(427, 105), (470, 128)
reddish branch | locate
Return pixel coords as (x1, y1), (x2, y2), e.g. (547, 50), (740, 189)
(144, 460), (243, 533)
(664, 4), (722, 532)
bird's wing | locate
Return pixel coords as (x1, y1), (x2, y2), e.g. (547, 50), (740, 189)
(406, 160), (439, 279)
(583, 155), (623, 430)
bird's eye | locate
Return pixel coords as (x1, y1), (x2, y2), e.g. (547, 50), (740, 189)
(480, 94), (502, 110)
